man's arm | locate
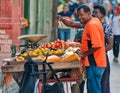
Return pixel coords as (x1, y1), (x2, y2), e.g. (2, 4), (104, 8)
(105, 37), (113, 52)
(76, 47), (100, 57)
(56, 15), (82, 29)
(104, 24), (113, 52)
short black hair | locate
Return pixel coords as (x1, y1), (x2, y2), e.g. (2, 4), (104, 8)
(77, 4), (91, 13)
(94, 4), (106, 16)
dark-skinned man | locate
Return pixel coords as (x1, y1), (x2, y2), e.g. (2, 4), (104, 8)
(56, 4), (106, 93)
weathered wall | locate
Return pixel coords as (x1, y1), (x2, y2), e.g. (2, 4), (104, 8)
(0, 0), (25, 61)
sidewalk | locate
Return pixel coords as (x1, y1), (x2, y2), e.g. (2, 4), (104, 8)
(109, 50), (120, 93)
(0, 69), (3, 92)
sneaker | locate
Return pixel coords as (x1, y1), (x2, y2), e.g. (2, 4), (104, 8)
(113, 57), (119, 62)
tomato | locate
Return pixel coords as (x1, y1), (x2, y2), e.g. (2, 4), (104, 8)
(60, 40), (64, 43)
(51, 44), (55, 48)
(55, 43), (59, 48)
(55, 39), (61, 43)
(47, 43), (51, 48)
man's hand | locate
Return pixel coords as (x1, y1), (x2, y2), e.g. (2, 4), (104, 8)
(55, 15), (82, 29)
(55, 15), (63, 21)
(75, 49), (85, 57)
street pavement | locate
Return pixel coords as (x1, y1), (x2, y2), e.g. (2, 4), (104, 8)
(108, 50), (120, 93)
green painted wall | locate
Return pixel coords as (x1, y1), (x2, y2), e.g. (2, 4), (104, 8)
(24, 0), (58, 42)
(24, 0), (29, 35)
(29, 0), (37, 34)
(29, 0), (53, 42)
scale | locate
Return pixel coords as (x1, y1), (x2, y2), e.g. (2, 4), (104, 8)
(18, 34), (48, 49)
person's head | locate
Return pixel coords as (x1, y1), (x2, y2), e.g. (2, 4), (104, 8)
(77, 4), (91, 24)
(77, 0), (83, 3)
(63, 5), (69, 13)
(86, 0), (91, 3)
(92, 4), (106, 20)
(65, 0), (70, 2)
(113, 6), (120, 15)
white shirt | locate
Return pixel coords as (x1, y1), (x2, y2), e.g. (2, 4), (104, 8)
(112, 15), (120, 35)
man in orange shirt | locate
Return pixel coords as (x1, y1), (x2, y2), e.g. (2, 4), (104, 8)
(56, 4), (106, 93)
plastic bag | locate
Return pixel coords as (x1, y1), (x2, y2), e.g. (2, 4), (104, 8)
(38, 81), (42, 93)
(34, 79), (39, 93)
(43, 82), (64, 93)
(42, 63), (65, 93)
(19, 58), (39, 93)
(2, 74), (19, 93)
(71, 83), (80, 93)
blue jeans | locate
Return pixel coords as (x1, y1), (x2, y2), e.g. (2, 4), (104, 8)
(58, 29), (70, 41)
(86, 66), (105, 93)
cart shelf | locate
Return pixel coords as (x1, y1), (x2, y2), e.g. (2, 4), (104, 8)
(2, 58), (81, 74)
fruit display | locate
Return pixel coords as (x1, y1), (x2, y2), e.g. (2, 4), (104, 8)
(2, 35), (83, 75)
(60, 47), (80, 62)
(19, 48), (64, 57)
(40, 39), (68, 49)
(60, 53), (79, 62)
(32, 55), (46, 61)
(15, 39), (81, 62)
(16, 56), (25, 62)
(47, 55), (61, 62)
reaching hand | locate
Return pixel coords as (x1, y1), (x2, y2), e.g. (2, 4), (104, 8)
(75, 49), (85, 57)
(55, 15), (63, 21)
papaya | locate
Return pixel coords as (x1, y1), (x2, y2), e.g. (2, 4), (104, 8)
(47, 55), (60, 62)
(60, 53), (80, 62)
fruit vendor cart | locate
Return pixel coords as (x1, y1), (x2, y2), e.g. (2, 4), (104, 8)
(2, 58), (85, 93)
(1, 34), (85, 93)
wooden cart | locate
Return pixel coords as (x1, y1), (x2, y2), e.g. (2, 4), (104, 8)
(2, 58), (82, 73)
(2, 58), (85, 93)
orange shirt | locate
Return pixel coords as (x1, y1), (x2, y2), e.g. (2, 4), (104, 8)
(81, 18), (106, 67)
